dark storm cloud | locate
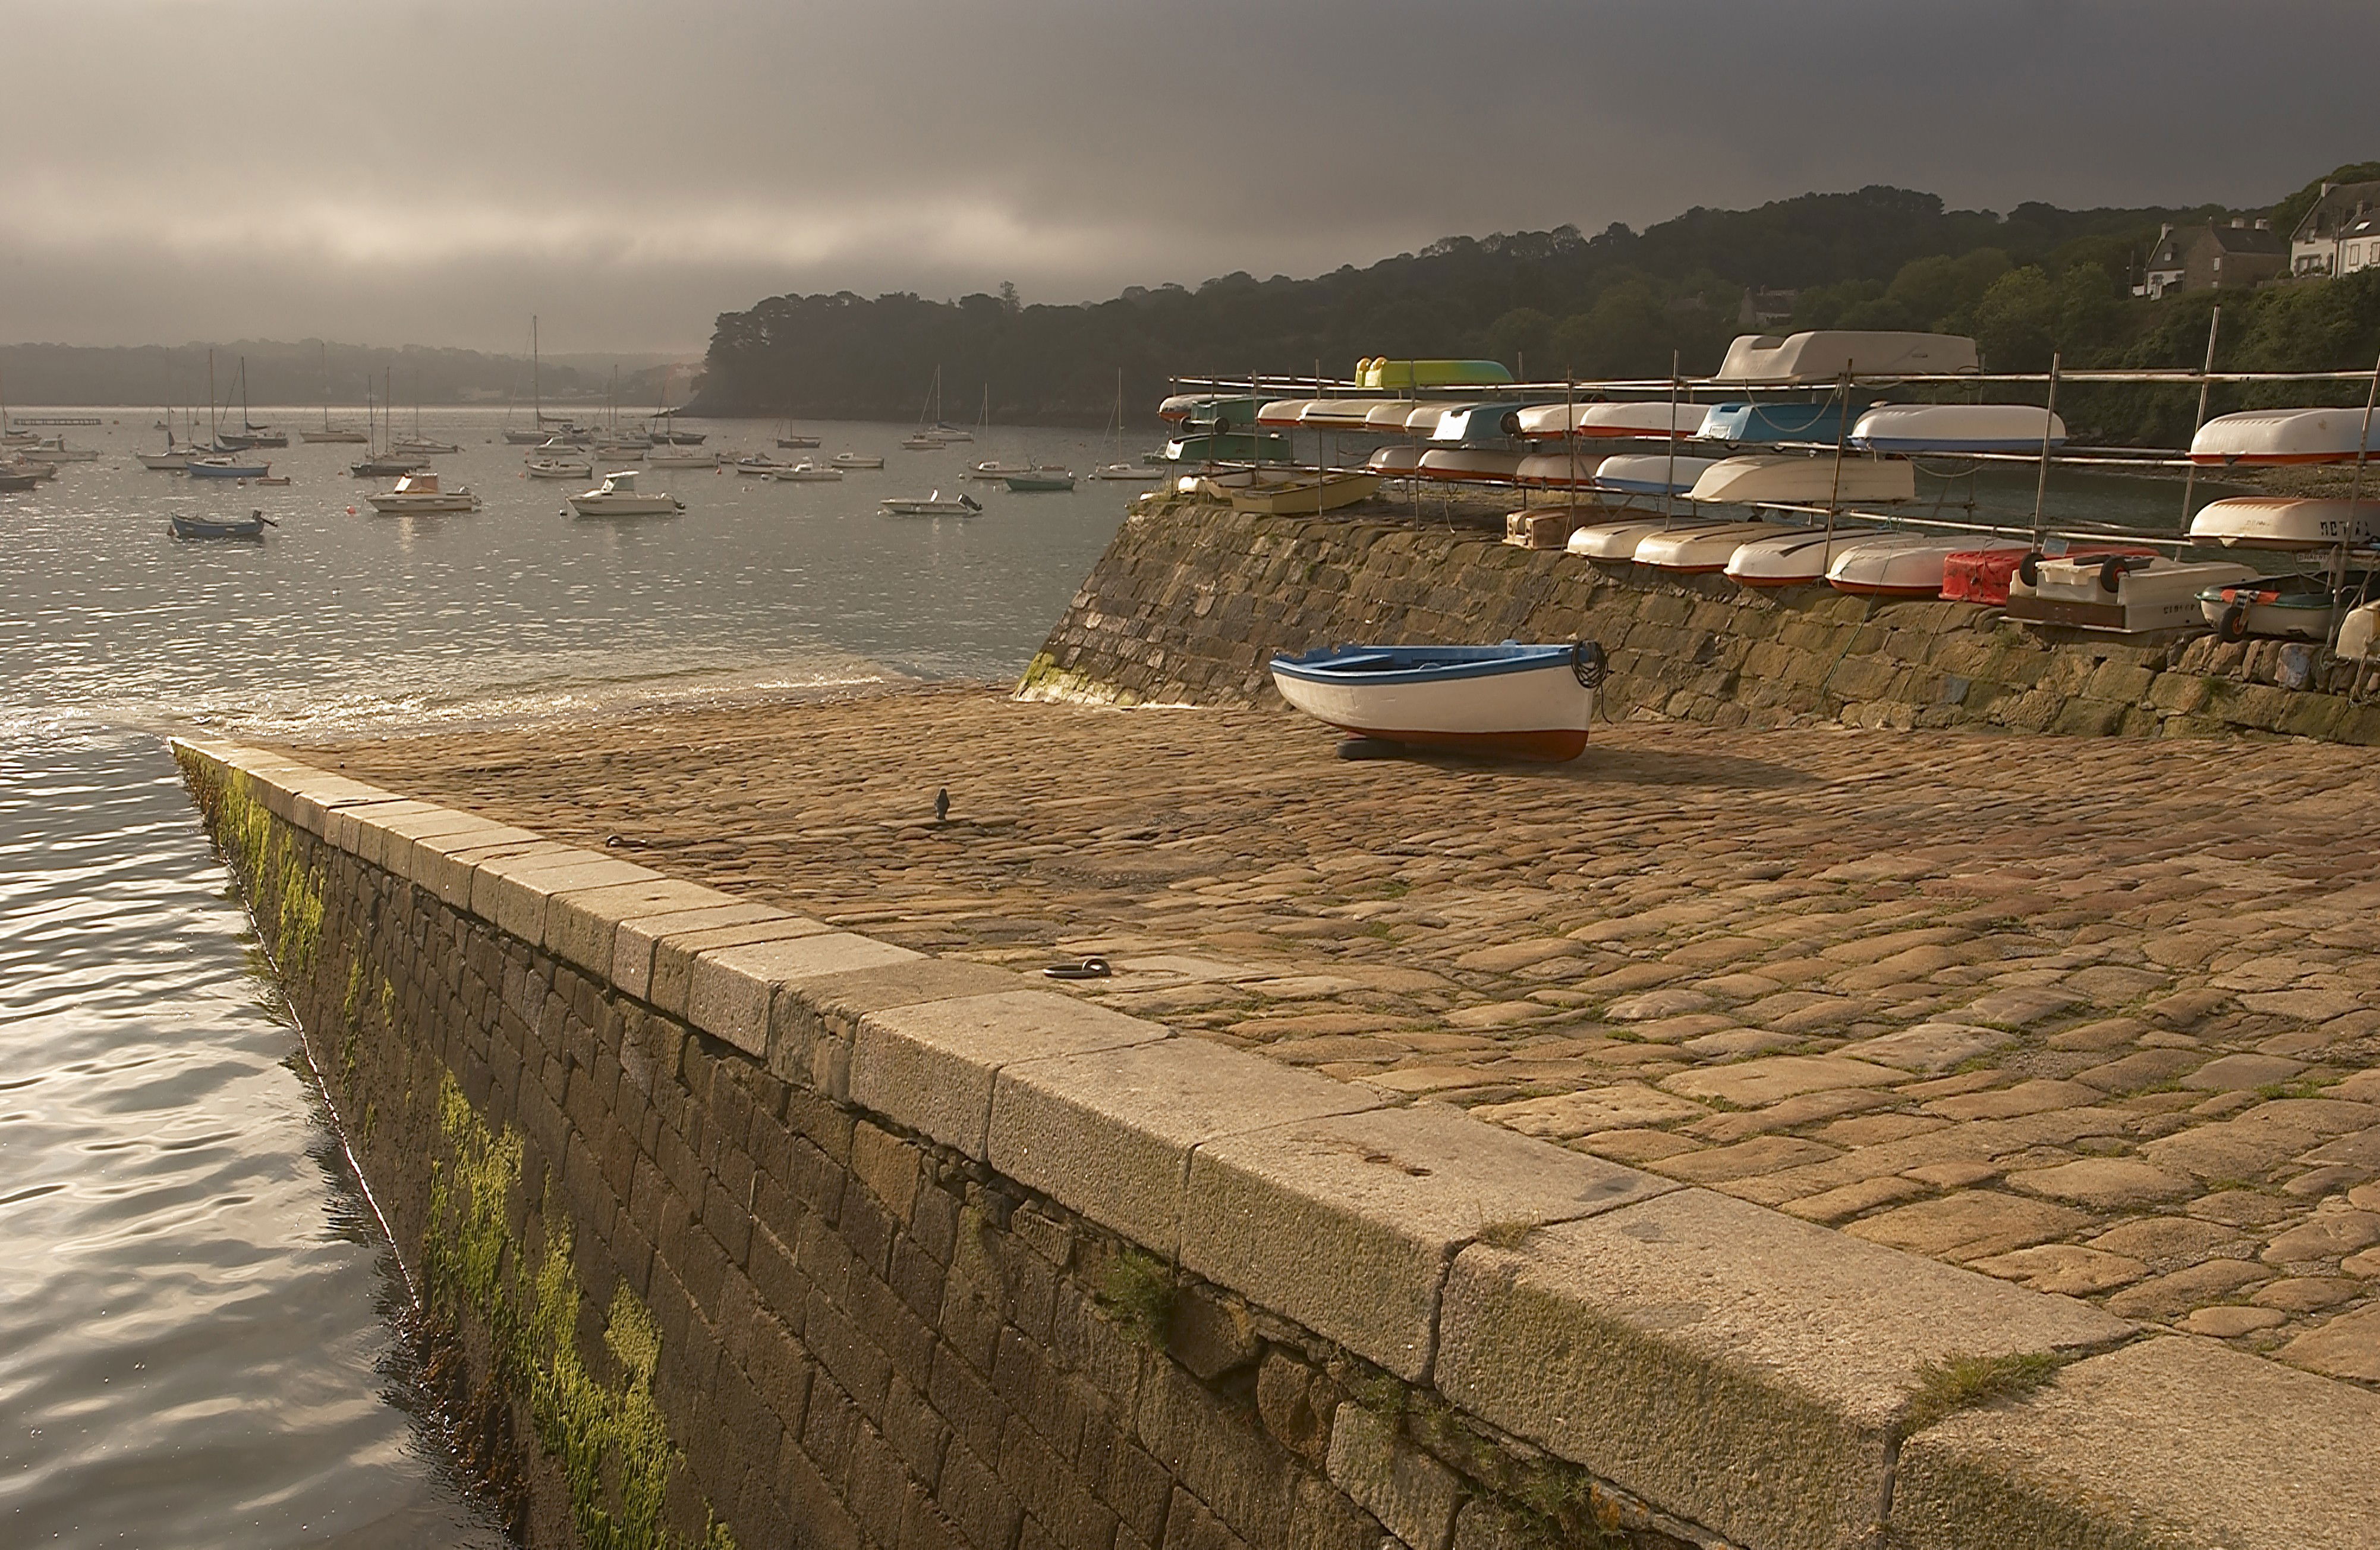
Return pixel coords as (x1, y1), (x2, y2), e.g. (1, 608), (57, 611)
(5, 0), (2376, 351)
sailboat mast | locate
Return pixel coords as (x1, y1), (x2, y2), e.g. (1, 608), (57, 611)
(533, 316), (543, 426)
(207, 350), (218, 445)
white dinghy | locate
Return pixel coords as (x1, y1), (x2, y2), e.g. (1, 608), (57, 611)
(1825, 534), (2026, 598)
(1565, 515), (1737, 563)
(1514, 402), (1708, 440)
(1415, 449), (1525, 484)
(1270, 642), (1603, 763)
(1514, 452), (1606, 488)
(1686, 454), (1916, 506)
(2187, 497), (2380, 550)
(1633, 521), (1805, 575)
(1715, 330), (1980, 383)
(1591, 454), (1722, 497)
(1367, 446), (1427, 477)
(2190, 408), (2380, 466)
(1724, 527), (1894, 588)
(1850, 404), (2066, 454)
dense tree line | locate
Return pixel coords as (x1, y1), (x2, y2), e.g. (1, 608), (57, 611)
(694, 166), (2380, 448)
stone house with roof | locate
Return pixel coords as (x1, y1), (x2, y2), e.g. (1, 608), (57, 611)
(2288, 178), (2380, 278)
(2137, 218), (2287, 298)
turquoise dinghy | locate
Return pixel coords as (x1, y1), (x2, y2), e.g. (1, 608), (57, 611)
(1268, 642), (1605, 762)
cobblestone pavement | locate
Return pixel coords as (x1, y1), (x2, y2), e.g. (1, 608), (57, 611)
(297, 684), (2380, 1385)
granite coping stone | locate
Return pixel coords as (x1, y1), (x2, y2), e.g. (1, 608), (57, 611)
(288, 779), (405, 836)
(323, 798), (446, 864)
(1183, 1103), (1677, 1382)
(542, 878), (743, 978)
(1435, 1189), (2132, 1550)
(470, 850), (663, 946)
(765, 958), (1029, 1087)
(988, 1036), (1382, 1256)
(851, 989), (1169, 1158)
(645, 915), (835, 1019)
(404, 828), (562, 905)
(683, 932), (921, 1056)
(611, 903), (802, 1004)
(1889, 1335), (2380, 1550)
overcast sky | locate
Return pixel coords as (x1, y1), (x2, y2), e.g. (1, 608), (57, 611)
(5, 0), (2376, 355)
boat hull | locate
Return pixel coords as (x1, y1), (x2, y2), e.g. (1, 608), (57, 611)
(186, 462), (270, 478)
(1825, 537), (2025, 598)
(1850, 404), (2066, 454)
(1688, 454), (1918, 506)
(1220, 473), (1382, 514)
(2187, 497), (2380, 550)
(2190, 409), (2380, 465)
(1724, 528), (1891, 588)
(569, 496), (682, 515)
(1633, 521), (1796, 574)
(1270, 646), (1594, 762)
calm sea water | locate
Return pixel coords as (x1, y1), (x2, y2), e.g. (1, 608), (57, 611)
(0, 409), (1144, 1545)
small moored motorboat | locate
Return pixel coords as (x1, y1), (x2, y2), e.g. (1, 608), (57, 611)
(770, 462), (845, 482)
(568, 470), (684, 516)
(185, 455), (273, 479)
(1270, 641), (1605, 762)
(169, 508), (275, 540)
(1686, 454), (1916, 506)
(1005, 469), (1077, 492)
(775, 434), (821, 449)
(880, 490), (982, 516)
(20, 437), (99, 464)
(367, 472), (481, 513)
(527, 458), (593, 479)
(1850, 404), (2066, 454)
(830, 453), (885, 470)
(1090, 462), (1163, 481)
(2189, 408), (2380, 466)
(733, 455), (799, 476)
(2187, 497), (2380, 550)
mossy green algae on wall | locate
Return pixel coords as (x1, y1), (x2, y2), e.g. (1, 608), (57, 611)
(427, 1074), (735, 1550)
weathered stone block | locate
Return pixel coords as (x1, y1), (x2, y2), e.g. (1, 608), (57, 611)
(403, 827), (555, 906)
(1435, 1189), (2129, 1550)
(1182, 1102), (1670, 1381)
(472, 850), (660, 946)
(772, 959), (1031, 1089)
(989, 1038), (1377, 1255)
(611, 902), (795, 1003)
(643, 914), (835, 1017)
(1890, 1335), (2380, 1550)
(851, 990), (1166, 1158)
(687, 934), (921, 1056)
(1324, 1404), (1460, 1550)
(542, 878), (741, 976)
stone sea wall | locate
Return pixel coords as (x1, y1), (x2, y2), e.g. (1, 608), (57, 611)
(1019, 497), (2380, 744)
(174, 742), (2376, 1550)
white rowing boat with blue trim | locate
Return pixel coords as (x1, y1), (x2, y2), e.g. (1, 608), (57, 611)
(1269, 641), (1605, 762)
(1850, 404), (2066, 454)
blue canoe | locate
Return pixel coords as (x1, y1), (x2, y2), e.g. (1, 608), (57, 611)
(1268, 642), (1603, 761)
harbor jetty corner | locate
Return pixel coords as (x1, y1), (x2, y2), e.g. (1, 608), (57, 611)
(172, 717), (2380, 1550)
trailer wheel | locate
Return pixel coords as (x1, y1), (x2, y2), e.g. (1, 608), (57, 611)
(2098, 557), (2127, 595)
(2218, 603), (2252, 642)
(2017, 552), (2042, 587)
